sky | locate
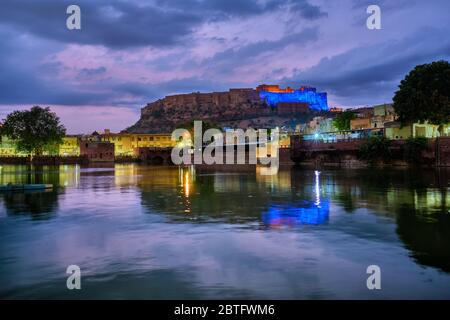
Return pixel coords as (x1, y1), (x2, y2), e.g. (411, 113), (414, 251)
(0, 0), (449, 134)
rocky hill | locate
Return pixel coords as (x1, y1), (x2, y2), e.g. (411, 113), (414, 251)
(125, 88), (323, 133)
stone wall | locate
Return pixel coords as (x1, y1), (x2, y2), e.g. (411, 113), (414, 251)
(290, 135), (450, 167)
(150, 89), (260, 110)
(277, 102), (310, 115)
(137, 147), (173, 164)
(436, 137), (450, 166)
(80, 142), (115, 162)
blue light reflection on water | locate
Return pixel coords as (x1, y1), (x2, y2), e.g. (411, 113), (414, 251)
(262, 200), (330, 227)
(262, 170), (329, 226)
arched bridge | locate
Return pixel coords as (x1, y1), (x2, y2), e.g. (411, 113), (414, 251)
(137, 147), (173, 165)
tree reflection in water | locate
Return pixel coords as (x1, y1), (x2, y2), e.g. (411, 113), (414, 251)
(0, 164), (449, 274)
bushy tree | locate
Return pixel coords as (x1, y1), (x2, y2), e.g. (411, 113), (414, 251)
(333, 110), (356, 131)
(393, 60), (450, 129)
(359, 136), (391, 164)
(404, 136), (428, 164)
(1, 106), (66, 156)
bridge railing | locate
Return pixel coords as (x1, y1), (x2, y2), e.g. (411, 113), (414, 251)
(299, 128), (385, 143)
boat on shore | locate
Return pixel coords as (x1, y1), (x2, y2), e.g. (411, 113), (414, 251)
(0, 184), (53, 192)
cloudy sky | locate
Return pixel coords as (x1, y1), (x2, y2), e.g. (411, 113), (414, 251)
(0, 0), (449, 133)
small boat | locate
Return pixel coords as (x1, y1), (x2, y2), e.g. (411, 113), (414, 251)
(0, 184), (53, 192)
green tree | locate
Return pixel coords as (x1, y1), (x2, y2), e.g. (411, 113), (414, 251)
(1, 106), (66, 156)
(359, 136), (391, 164)
(393, 60), (450, 131)
(333, 110), (356, 130)
(404, 136), (428, 164)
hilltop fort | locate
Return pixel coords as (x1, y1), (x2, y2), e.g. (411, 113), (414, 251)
(125, 85), (329, 133)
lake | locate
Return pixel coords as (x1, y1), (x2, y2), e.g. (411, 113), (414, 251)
(0, 164), (449, 299)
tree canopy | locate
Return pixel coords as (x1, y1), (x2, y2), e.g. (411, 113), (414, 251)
(393, 60), (450, 126)
(333, 110), (356, 131)
(1, 106), (66, 155)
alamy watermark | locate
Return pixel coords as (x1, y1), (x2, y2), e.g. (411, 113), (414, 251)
(171, 121), (280, 175)
(366, 265), (381, 290)
(65, 4), (380, 31)
(66, 5), (81, 30)
(367, 5), (381, 30)
(66, 264), (81, 290)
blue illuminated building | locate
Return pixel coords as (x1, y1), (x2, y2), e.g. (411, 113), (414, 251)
(257, 85), (329, 111)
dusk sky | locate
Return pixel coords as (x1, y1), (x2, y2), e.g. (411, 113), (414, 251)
(0, 0), (449, 133)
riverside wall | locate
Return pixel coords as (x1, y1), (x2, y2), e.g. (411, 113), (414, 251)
(290, 136), (450, 167)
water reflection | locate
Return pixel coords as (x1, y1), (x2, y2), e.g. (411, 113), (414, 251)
(0, 164), (450, 298)
(262, 170), (330, 227)
(2, 190), (59, 220)
(262, 201), (330, 227)
(396, 204), (450, 272)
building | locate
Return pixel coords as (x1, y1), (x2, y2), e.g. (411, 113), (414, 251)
(373, 104), (395, 117)
(350, 118), (371, 130)
(0, 135), (78, 156)
(306, 116), (336, 134)
(101, 132), (134, 157)
(131, 133), (175, 149)
(257, 84), (329, 111)
(256, 84), (296, 93)
(0, 135), (23, 156)
(371, 104), (396, 129)
(350, 104), (396, 130)
(276, 102), (310, 115)
(385, 121), (450, 139)
(101, 130), (176, 156)
(329, 107), (343, 113)
(59, 136), (80, 156)
(352, 107), (374, 118)
(1, 130), (175, 159)
(160, 88), (260, 109)
(80, 141), (115, 162)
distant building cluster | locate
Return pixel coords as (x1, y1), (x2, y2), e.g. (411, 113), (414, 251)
(2, 85), (450, 163)
(0, 130), (175, 161)
(299, 103), (450, 141)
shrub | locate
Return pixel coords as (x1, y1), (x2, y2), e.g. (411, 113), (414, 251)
(359, 136), (391, 164)
(404, 136), (428, 163)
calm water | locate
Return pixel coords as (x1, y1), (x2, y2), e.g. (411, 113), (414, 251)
(0, 164), (450, 299)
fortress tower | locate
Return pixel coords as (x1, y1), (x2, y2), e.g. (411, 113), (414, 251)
(257, 84), (329, 111)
